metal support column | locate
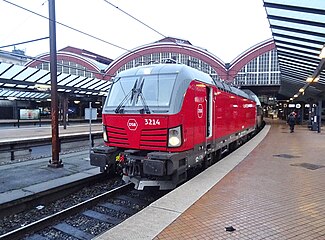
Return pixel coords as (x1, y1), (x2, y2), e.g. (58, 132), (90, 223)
(48, 0), (63, 168)
(318, 100), (322, 133)
(63, 94), (68, 130)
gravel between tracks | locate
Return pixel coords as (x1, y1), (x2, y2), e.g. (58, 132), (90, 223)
(0, 178), (123, 235)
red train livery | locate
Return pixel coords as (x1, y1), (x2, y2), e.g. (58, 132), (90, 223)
(90, 63), (261, 190)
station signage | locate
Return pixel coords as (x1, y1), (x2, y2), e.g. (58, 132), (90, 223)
(85, 108), (97, 120)
(19, 109), (40, 120)
(288, 103), (302, 109)
(288, 104), (295, 108)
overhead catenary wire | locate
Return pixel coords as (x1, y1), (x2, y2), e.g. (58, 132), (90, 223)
(101, 0), (202, 66)
(0, 0), (47, 46)
(2, 0), (212, 75)
(0, 37), (49, 49)
(3, 0), (131, 53)
(103, 0), (167, 39)
(1, 0), (166, 65)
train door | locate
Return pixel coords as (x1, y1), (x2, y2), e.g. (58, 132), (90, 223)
(194, 83), (207, 147)
(194, 84), (213, 147)
(206, 87), (213, 139)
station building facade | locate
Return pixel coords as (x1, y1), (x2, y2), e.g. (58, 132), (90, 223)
(26, 37), (280, 92)
(0, 49), (27, 65)
(0, 37), (280, 119)
(26, 46), (113, 81)
(105, 37), (280, 87)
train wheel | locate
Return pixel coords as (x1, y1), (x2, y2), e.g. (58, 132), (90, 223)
(213, 150), (221, 163)
(202, 154), (213, 169)
(229, 141), (238, 152)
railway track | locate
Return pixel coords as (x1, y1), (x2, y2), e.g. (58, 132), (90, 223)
(0, 173), (108, 218)
(0, 179), (168, 240)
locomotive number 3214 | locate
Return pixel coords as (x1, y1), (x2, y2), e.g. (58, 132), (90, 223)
(144, 119), (161, 126)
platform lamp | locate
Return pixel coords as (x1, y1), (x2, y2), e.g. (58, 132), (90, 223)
(306, 76), (319, 83)
(299, 88), (305, 95)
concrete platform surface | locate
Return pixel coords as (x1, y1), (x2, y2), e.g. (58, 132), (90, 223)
(0, 123), (102, 205)
(0, 123), (102, 143)
(0, 151), (98, 205)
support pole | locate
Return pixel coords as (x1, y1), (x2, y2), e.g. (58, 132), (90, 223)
(48, 0), (63, 168)
(89, 102), (92, 157)
(63, 94), (68, 130)
(318, 100), (322, 133)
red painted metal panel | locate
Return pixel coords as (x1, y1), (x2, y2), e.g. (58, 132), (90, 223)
(102, 79), (257, 153)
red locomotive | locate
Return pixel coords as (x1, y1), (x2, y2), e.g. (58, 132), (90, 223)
(90, 63), (262, 190)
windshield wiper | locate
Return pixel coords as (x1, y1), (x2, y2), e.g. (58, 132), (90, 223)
(136, 78), (151, 114)
(115, 79), (138, 114)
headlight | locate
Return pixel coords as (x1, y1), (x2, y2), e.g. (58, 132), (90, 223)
(103, 125), (108, 142)
(168, 126), (182, 147)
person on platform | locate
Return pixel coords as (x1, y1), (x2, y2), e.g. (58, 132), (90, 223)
(287, 112), (296, 133)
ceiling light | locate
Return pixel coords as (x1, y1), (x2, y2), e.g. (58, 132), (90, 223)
(7, 96), (17, 100)
(299, 88), (304, 93)
(35, 84), (51, 91)
(294, 94), (298, 98)
(306, 76), (320, 83)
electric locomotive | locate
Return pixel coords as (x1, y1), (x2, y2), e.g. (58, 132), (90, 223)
(90, 63), (258, 190)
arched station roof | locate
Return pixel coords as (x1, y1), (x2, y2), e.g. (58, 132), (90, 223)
(227, 39), (276, 80)
(104, 37), (276, 83)
(104, 39), (228, 81)
(26, 46), (112, 79)
(27, 52), (101, 74)
(263, 0), (325, 101)
(0, 38), (277, 100)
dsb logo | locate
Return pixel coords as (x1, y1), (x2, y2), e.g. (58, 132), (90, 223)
(127, 119), (138, 131)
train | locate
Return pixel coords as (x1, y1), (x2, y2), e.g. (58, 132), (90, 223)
(90, 63), (263, 190)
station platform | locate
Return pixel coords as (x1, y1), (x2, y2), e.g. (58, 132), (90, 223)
(97, 119), (325, 240)
(0, 150), (97, 205)
(0, 122), (102, 143)
(0, 123), (103, 205)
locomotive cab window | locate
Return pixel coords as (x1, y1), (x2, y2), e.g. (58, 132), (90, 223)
(134, 74), (175, 107)
(105, 76), (135, 108)
(104, 73), (177, 114)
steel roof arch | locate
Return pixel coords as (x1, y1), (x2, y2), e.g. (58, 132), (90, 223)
(104, 42), (228, 81)
(25, 52), (104, 79)
(227, 38), (276, 81)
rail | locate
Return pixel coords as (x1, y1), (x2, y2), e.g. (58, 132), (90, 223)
(0, 183), (133, 240)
